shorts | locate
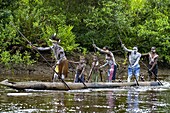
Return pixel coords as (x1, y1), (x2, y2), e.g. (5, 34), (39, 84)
(128, 64), (140, 78)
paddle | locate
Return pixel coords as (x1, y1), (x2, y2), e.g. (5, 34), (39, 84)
(140, 61), (163, 86)
(10, 22), (71, 90)
(118, 35), (139, 86)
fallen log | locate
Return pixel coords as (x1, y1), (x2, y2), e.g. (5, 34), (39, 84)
(0, 79), (161, 91)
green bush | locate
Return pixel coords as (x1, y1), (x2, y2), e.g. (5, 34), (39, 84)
(0, 0), (170, 68)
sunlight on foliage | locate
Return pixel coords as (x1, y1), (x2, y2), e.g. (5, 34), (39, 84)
(0, 0), (170, 68)
(57, 25), (79, 52)
(130, 0), (146, 11)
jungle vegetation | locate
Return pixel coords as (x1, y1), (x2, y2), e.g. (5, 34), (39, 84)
(0, 0), (170, 68)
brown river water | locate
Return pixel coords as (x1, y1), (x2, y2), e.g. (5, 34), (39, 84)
(0, 74), (170, 113)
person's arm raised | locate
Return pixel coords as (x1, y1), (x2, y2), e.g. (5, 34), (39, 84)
(122, 44), (132, 52)
(93, 44), (110, 54)
(36, 46), (51, 51)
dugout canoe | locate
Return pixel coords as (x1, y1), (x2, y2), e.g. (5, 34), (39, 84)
(0, 79), (161, 90)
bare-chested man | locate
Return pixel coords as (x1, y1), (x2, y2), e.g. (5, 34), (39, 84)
(142, 47), (159, 81)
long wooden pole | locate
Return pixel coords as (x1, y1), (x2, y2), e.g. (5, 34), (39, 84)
(10, 22), (71, 90)
(140, 61), (163, 85)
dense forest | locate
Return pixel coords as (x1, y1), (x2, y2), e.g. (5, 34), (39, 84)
(0, 0), (170, 68)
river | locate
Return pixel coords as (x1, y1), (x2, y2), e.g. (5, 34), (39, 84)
(0, 74), (170, 113)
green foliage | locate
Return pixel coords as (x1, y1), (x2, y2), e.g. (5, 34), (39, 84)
(57, 25), (79, 52)
(0, 50), (36, 68)
(11, 51), (24, 64)
(0, 51), (11, 68)
(22, 51), (36, 65)
(126, 0), (170, 62)
(0, 0), (170, 68)
(130, 0), (146, 11)
(83, 0), (117, 48)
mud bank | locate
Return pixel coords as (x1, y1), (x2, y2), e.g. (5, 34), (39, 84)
(0, 55), (170, 77)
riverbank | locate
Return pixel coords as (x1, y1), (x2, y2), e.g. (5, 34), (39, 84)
(0, 55), (170, 78)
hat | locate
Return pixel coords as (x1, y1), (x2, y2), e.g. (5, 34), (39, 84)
(133, 46), (138, 51)
(151, 47), (156, 50)
(49, 33), (60, 43)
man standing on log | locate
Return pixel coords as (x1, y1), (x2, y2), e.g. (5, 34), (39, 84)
(121, 44), (141, 82)
(142, 47), (159, 81)
(34, 33), (68, 82)
(92, 44), (117, 82)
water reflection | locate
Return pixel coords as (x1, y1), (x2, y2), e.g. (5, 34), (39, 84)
(0, 74), (170, 112)
(106, 91), (116, 111)
(126, 89), (139, 113)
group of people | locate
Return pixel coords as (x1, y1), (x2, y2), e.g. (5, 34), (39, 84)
(35, 33), (159, 83)
(122, 45), (159, 82)
(121, 44), (159, 82)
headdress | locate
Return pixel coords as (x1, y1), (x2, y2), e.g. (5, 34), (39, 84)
(49, 33), (60, 43)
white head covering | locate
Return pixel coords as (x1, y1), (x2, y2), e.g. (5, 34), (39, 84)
(49, 33), (60, 43)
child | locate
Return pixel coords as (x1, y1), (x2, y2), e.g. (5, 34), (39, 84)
(69, 56), (86, 83)
(87, 55), (99, 82)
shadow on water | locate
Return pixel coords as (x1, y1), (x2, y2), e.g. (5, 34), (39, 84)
(0, 74), (170, 112)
